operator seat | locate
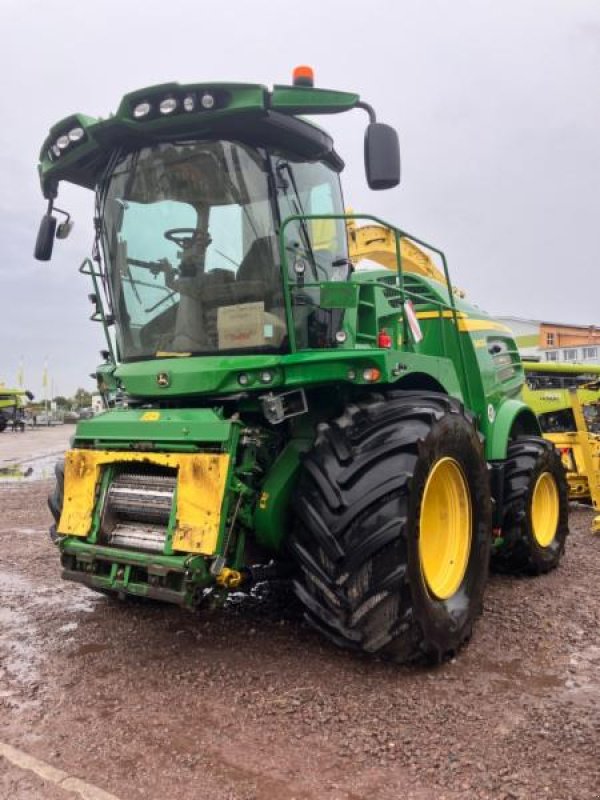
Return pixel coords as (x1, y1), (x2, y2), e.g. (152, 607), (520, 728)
(235, 236), (281, 307)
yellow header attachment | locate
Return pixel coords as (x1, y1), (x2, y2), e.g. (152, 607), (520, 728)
(346, 218), (465, 297)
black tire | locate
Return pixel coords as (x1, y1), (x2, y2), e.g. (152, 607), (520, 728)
(492, 437), (568, 574)
(48, 460), (65, 543)
(0, 413), (7, 433)
(290, 391), (492, 664)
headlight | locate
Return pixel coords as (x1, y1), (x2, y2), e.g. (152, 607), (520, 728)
(56, 135), (70, 150)
(362, 368), (381, 383)
(133, 102), (151, 119)
(68, 127), (85, 142)
(159, 97), (177, 115)
(183, 94), (196, 112)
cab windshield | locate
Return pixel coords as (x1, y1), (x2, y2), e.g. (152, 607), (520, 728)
(101, 139), (348, 360)
(102, 140), (284, 359)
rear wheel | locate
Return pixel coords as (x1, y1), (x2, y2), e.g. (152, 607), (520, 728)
(290, 392), (492, 663)
(493, 437), (568, 574)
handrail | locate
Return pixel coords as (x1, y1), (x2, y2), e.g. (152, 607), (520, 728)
(79, 258), (116, 363)
(278, 213), (472, 407)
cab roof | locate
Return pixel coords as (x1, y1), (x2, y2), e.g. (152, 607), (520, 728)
(38, 82), (361, 198)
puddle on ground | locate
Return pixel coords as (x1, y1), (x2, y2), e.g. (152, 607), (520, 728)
(563, 645), (600, 708)
(0, 568), (102, 709)
(0, 606), (40, 687)
(464, 655), (563, 696)
(0, 454), (58, 483)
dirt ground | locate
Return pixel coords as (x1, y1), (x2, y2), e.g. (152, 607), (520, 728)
(0, 428), (599, 800)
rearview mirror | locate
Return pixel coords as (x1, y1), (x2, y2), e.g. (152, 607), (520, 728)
(56, 219), (74, 240)
(34, 214), (57, 261)
(365, 123), (401, 190)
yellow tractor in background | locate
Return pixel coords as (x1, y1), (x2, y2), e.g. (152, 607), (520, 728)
(522, 362), (600, 532)
(0, 384), (34, 432)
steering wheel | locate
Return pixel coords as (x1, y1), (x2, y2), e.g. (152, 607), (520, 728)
(164, 228), (199, 249)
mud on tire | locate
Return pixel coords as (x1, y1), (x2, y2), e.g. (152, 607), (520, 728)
(290, 391), (492, 664)
(492, 437), (568, 575)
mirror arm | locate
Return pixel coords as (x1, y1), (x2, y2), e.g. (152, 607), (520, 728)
(54, 206), (71, 225)
(357, 101), (377, 124)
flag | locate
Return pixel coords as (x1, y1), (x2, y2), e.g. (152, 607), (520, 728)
(17, 359), (24, 388)
(42, 361), (48, 389)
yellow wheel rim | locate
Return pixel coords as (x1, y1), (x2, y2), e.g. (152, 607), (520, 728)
(419, 457), (472, 600)
(531, 472), (559, 548)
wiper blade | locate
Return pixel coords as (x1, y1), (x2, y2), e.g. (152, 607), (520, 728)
(276, 161), (320, 279)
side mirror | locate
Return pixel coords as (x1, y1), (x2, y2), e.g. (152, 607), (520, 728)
(56, 219), (74, 240)
(34, 214), (57, 261)
(365, 123), (401, 190)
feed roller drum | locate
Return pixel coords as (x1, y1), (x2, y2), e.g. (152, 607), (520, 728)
(106, 472), (176, 525)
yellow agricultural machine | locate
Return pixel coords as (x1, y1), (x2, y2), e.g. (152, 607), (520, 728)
(523, 362), (600, 532)
(0, 385), (34, 432)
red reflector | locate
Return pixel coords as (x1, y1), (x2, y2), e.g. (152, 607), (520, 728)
(377, 329), (392, 348)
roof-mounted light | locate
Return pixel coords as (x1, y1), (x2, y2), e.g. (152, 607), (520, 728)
(293, 65), (314, 87)
(183, 94), (196, 112)
(133, 101), (151, 119)
(200, 93), (215, 109)
(56, 135), (70, 150)
(159, 97), (177, 115)
(68, 127), (85, 142)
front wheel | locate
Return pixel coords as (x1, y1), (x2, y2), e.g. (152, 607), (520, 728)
(290, 392), (492, 663)
(492, 437), (569, 574)
(48, 460), (65, 543)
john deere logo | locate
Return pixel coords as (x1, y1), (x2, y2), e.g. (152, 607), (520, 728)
(156, 372), (170, 388)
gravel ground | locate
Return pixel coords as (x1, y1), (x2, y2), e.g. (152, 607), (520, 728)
(0, 447), (599, 799)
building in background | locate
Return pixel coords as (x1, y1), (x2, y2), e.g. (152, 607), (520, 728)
(496, 316), (600, 364)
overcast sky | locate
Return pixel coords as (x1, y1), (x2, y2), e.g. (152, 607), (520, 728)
(0, 0), (598, 397)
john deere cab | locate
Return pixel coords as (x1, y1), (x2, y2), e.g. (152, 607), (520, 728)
(36, 68), (568, 662)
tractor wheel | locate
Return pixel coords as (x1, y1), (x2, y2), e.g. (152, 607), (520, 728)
(48, 460), (65, 543)
(492, 437), (568, 574)
(290, 392), (492, 663)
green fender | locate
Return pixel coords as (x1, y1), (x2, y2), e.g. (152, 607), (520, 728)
(486, 398), (541, 461)
(253, 438), (311, 552)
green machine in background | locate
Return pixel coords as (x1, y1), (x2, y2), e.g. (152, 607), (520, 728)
(35, 67), (568, 663)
